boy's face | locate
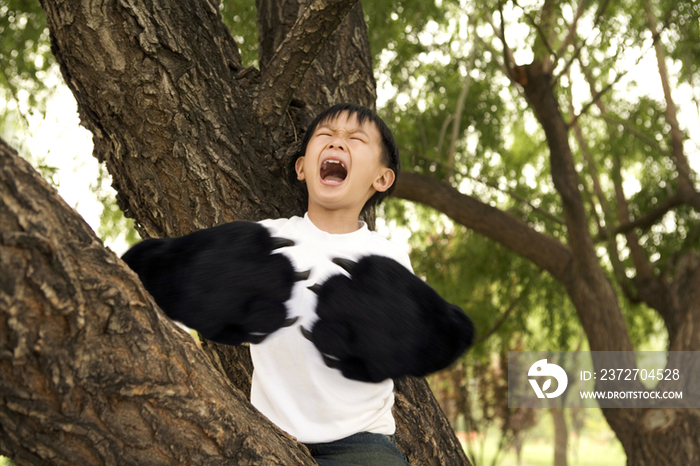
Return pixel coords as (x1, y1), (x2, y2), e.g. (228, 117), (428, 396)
(295, 112), (395, 215)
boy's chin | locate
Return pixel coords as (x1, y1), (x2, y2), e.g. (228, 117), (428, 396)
(309, 194), (356, 211)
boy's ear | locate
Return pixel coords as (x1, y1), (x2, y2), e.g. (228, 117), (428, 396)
(295, 157), (306, 181)
(372, 167), (395, 193)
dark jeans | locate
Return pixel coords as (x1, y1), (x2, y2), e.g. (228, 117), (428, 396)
(304, 432), (412, 466)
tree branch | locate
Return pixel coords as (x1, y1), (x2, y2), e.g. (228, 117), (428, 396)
(436, 114), (456, 158)
(611, 150), (653, 279)
(417, 114), (429, 155)
(567, 66), (622, 128)
(599, 114), (672, 158)
(512, 0), (558, 68)
(645, 1), (700, 211)
(520, 64), (634, 353)
(597, 192), (684, 240)
(473, 32), (512, 82)
(569, 15), (666, 128)
(552, 0), (612, 88)
(253, 0), (359, 125)
(393, 172), (573, 281)
(473, 278), (532, 346)
(576, 51), (692, 241)
(564, 82), (631, 289)
(446, 45), (477, 182)
(555, 0), (589, 58)
(486, 7), (519, 84)
(566, 92), (646, 304)
(0, 137), (316, 465)
(401, 148), (565, 226)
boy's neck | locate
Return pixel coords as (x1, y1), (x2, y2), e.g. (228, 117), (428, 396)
(306, 205), (363, 234)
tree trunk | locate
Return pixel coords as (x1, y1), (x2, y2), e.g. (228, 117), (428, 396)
(513, 434), (524, 466)
(549, 408), (568, 466)
(394, 377), (472, 465)
(0, 138), (316, 465)
(1, 0), (471, 464)
(257, 0), (376, 116)
(40, 0), (308, 237)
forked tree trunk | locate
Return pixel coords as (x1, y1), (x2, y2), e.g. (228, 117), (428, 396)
(1, 0), (470, 464)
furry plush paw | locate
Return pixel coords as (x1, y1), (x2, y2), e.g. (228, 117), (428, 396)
(122, 221), (303, 345)
(302, 255), (474, 382)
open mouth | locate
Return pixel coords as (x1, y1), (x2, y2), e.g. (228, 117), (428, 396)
(320, 159), (347, 184)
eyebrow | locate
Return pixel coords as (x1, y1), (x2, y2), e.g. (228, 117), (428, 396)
(317, 121), (370, 137)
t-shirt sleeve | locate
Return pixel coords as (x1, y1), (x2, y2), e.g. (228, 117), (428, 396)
(393, 248), (414, 274)
(370, 234), (414, 274)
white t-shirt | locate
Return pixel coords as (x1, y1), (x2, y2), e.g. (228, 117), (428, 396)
(251, 213), (413, 444)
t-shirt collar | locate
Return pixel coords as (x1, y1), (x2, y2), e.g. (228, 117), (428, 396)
(302, 212), (368, 239)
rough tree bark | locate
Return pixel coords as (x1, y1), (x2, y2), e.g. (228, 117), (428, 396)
(0, 139), (316, 465)
(1, 0), (470, 464)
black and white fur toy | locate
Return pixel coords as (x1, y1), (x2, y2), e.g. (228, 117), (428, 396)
(122, 222), (474, 382)
(122, 222), (304, 346)
(303, 255), (474, 383)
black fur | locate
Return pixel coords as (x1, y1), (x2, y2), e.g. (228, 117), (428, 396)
(305, 255), (474, 383)
(122, 222), (296, 345)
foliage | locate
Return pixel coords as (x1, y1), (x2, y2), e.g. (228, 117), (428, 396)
(375, 0), (700, 352)
(647, 0), (700, 89)
(378, 1), (697, 459)
(397, 200), (577, 351)
(219, 0), (259, 67)
(0, 0), (140, 248)
(91, 165), (140, 248)
(0, 0), (53, 125)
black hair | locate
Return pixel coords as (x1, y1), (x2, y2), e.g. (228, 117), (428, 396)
(290, 103), (400, 213)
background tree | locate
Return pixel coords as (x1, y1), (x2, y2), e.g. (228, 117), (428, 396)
(381, 0), (699, 464)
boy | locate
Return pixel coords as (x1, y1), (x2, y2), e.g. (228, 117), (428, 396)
(122, 103), (473, 465)
(253, 103), (411, 464)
